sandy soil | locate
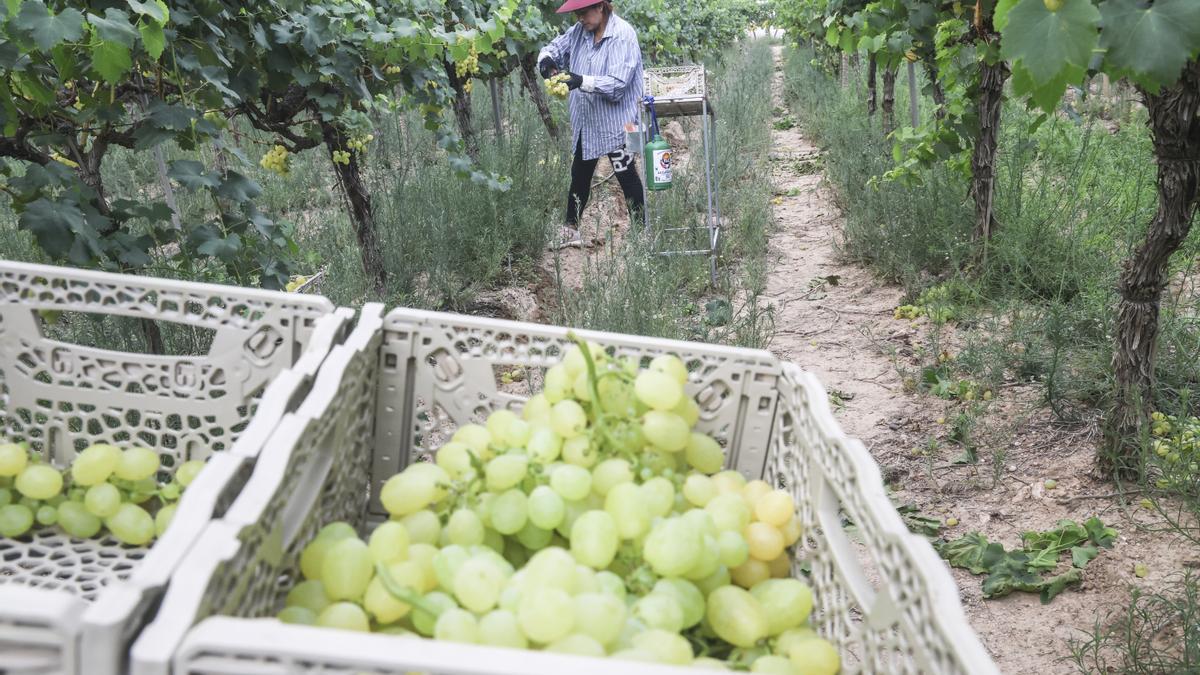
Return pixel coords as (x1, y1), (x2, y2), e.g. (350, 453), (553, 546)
(761, 45), (1195, 674)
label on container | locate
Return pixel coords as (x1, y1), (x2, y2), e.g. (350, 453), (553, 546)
(653, 148), (672, 184)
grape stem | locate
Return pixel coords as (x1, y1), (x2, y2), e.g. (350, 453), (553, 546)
(565, 332), (640, 464)
(374, 561), (440, 617)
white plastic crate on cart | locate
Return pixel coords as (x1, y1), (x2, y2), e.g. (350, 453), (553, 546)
(0, 260), (353, 675)
(132, 305), (999, 675)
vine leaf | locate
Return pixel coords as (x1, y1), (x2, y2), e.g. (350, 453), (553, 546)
(1099, 0), (1200, 92)
(1000, 0), (1100, 87)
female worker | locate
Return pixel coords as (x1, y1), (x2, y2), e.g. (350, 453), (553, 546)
(538, 0), (645, 248)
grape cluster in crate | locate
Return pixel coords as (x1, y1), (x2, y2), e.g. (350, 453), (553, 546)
(0, 440), (202, 545)
(276, 338), (840, 673)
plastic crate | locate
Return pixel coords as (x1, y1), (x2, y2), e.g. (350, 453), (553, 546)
(644, 64), (707, 102)
(132, 306), (999, 675)
(0, 260), (354, 675)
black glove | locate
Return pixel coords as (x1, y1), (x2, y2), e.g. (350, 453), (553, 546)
(538, 56), (557, 79)
(566, 72), (584, 90)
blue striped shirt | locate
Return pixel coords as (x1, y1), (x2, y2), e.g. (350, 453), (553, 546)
(538, 14), (644, 161)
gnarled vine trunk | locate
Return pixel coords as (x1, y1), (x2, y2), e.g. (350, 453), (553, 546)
(969, 60), (1010, 242)
(881, 66), (897, 135)
(519, 52), (560, 141)
(444, 59), (479, 160)
(924, 62), (947, 121)
(1104, 59), (1200, 479)
(321, 122), (388, 296)
(867, 54), (878, 117)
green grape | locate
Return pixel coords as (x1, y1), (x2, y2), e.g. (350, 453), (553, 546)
(503, 419), (532, 448)
(573, 592), (626, 646)
(453, 556), (506, 613)
(644, 518), (703, 576)
(405, 463), (449, 503)
(516, 520), (552, 549)
(479, 609), (528, 649)
(543, 364), (571, 403)
(320, 537), (372, 600)
(15, 464), (63, 500)
(526, 428), (562, 463)
(550, 464), (592, 501)
(435, 441), (475, 479)
(57, 501), (101, 538)
(287, 579), (332, 614)
(485, 454), (528, 492)
(632, 593), (684, 632)
(71, 444), (120, 486)
(591, 458), (633, 497)
(452, 425), (491, 458)
(632, 629), (694, 665)
(707, 586), (769, 647)
(175, 460), (206, 488)
(597, 377), (637, 416)
(562, 436), (598, 467)
(550, 400), (588, 439)
(400, 509), (441, 545)
(595, 570), (627, 599)
(410, 591), (456, 636)
(0, 443), (29, 477)
(300, 523), (356, 580)
(547, 633), (606, 657)
(84, 483), (121, 518)
(432, 545), (470, 592)
(776, 626), (818, 656)
(639, 477), (676, 517)
(525, 547), (578, 592)
(672, 395), (701, 427)
(750, 578), (813, 636)
(528, 486), (565, 530)
(159, 483), (181, 502)
(315, 602), (369, 632)
(751, 655), (794, 673)
(634, 370), (683, 411)
(570, 510), (619, 569)
(684, 533), (722, 581)
(0, 504), (34, 537)
(105, 503), (155, 546)
(490, 488), (528, 535)
(684, 474), (717, 506)
(446, 509), (485, 547)
(642, 411), (690, 452)
(35, 504), (58, 526)
(363, 574), (409, 624)
(787, 637), (840, 675)
(522, 394), (553, 425)
(706, 493), (752, 533)
(277, 606), (316, 625)
(518, 586), (575, 644)
(367, 521), (410, 564)
(718, 530), (750, 568)
(434, 607), (479, 644)
(686, 432), (725, 474)
(653, 578), (705, 629)
(380, 469), (437, 517)
(114, 447), (160, 481)
(649, 354), (689, 386)
(486, 409), (518, 447)
(604, 482), (649, 540)
(571, 371), (593, 402)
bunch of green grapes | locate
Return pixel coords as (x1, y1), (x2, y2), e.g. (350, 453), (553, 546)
(0, 441), (204, 546)
(463, 79), (474, 95)
(332, 151), (351, 166)
(346, 134), (375, 153)
(454, 40), (481, 80)
(260, 145), (290, 177)
(277, 340), (840, 673)
(1149, 411), (1200, 492)
(544, 73), (570, 99)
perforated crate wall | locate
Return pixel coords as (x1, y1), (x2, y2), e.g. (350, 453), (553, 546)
(132, 306), (998, 675)
(0, 260), (350, 675)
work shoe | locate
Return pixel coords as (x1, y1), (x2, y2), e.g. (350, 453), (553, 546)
(549, 225), (584, 250)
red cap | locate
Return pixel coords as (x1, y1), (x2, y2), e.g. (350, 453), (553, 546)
(556, 0), (604, 13)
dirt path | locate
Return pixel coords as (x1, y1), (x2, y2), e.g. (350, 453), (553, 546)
(761, 45), (1192, 674)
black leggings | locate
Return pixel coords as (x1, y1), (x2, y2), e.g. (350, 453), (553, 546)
(565, 136), (645, 226)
